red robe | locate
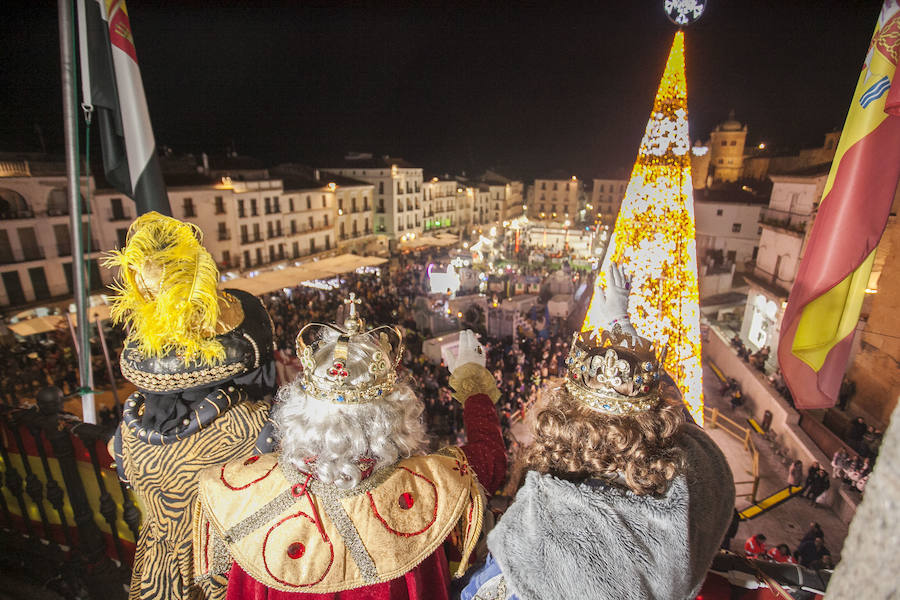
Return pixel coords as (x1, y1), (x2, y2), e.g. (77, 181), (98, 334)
(226, 393), (506, 600)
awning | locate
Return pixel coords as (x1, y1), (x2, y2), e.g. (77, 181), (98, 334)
(225, 254), (388, 297)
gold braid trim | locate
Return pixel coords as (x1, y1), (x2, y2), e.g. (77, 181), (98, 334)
(449, 363), (501, 405)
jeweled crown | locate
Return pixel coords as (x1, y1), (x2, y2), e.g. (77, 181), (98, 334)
(295, 293), (404, 405)
(565, 323), (668, 415)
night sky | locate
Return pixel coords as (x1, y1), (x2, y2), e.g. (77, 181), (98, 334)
(0, 0), (886, 179)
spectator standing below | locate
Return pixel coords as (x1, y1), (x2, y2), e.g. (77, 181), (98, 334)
(800, 522), (825, 544)
(788, 460), (804, 487)
(800, 461), (821, 497)
(795, 537), (831, 568)
(837, 376), (856, 411)
(744, 533), (767, 559)
(846, 417), (867, 454)
(805, 468), (831, 505)
(767, 544), (797, 564)
(460, 264), (735, 600)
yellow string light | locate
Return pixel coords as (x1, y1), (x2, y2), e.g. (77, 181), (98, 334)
(584, 31), (704, 425)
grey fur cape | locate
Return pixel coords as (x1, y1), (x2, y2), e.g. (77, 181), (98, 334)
(484, 424), (734, 600)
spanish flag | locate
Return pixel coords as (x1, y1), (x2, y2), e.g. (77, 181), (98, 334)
(778, 1), (900, 409)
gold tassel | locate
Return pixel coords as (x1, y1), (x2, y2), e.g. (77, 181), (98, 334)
(102, 212), (226, 366)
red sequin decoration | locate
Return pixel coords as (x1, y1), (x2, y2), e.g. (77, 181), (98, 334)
(287, 542), (305, 559)
(398, 492), (415, 509)
(243, 456), (259, 466)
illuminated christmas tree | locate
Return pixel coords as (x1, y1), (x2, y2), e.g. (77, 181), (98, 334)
(584, 31), (704, 425)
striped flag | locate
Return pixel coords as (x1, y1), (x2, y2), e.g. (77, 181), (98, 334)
(778, 1), (900, 409)
(78, 0), (170, 216)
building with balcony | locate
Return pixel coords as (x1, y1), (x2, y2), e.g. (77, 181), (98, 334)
(739, 162), (831, 353)
(529, 174), (582, 223)
(422, 178), (458, 233)
(0, 157), (107, 307)
(591, 177), (627, 228)
(694, 186), (767, 272)
(322, 154), (422, 245)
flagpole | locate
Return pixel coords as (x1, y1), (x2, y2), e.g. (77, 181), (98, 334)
(59, 0), (96, 423)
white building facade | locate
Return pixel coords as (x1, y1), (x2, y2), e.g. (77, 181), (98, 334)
(740, 166), (829, 352)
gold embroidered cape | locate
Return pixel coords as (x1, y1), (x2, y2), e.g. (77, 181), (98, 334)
(193, 447), (484, 594)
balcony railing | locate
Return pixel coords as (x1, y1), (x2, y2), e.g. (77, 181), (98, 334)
(218, 232), (231, 241)
(759, 207), (809, 235)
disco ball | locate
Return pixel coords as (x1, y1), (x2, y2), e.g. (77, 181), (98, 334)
(664, 0), (706, 26)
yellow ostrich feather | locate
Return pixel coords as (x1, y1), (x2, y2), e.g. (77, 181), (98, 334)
(102, 212), (226, 366)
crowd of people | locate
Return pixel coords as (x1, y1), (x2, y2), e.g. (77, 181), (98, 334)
(743, 522), (834, 570)
(257, 257), (572, 456)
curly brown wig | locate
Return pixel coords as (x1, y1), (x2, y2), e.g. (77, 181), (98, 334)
(520, 387), (686, 495)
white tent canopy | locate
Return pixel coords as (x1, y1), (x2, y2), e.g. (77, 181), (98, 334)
(225, 254), (388, 297)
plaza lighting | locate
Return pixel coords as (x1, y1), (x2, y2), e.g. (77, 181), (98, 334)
(583, 31), (704, 425)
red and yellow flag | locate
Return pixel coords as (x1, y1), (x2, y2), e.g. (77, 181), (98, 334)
(778, 1), (900, 409)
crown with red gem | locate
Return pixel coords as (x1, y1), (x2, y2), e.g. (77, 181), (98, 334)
(295, 293), (404, 405)
(564, 323), (668, 415)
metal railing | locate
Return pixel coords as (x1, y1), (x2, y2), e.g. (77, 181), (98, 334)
(759, 207), (809, 235)
(705, 406), (760, 503)
(0, 403), (137, 596)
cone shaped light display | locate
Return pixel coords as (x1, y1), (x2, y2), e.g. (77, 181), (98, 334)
(584, 31), (704, 425)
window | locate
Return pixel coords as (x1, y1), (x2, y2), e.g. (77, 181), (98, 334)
(306, 195), (312, 210)
(222, 250), (231, 266)
(116, 228), (128, 249)
(541, 183), (546, 190)
(53, 224), (71, 257)
(289, 197), (295, 212)
(325, 235), (330, 250)
(717, 159), (724, 165)
(250, 198), (258, 216)
(273, 196), (280, 213)
(598, 184), (605, 192)
(269, 246), (275, 261)
(111, 197), (127, 220)
(379, 182), (384, 194)
(338, 198), (344, 212)
(758, 226), (763, 235)
(253, 223), (261, 241)
(310, 239), (316, 253)
(255, 248), (262, 265)
(730, 140), (737, 146)
(324, 215), (329, 226)
(276, 221), (282, 237)
(732, 223), (742, 233)
(218, 222), (228, 241)
(553, 183), (558, 190)
(264, 197), (271, 214)
(243, 250), (250, 267)
(240, 224), (248, 243)
(321, 195), (326, 208)
(215, 196), (225, 214)
(716, 209), (723, 216)
(238, 199), (246, 218)
(183, 197), (195, 218)
(308, 216), (314, 229)
(267, 222), (274, 238)
(29, 267), (50, 300)
(721, 140), (727, 146)
(292, 242), (299, 258)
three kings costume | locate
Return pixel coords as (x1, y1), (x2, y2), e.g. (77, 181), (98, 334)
(193, 299), (507, 599)
(104, 214), (277, 599)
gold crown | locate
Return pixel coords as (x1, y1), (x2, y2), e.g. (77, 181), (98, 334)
(565, 323), (668, 415)
(295, 293), (404, 405)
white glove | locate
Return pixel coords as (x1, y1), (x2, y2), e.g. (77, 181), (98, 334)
(445, 330), (486, 374)
(594, 263), (638, 335)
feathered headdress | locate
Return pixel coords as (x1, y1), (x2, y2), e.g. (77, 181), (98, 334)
(103, 212), (225, 366)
